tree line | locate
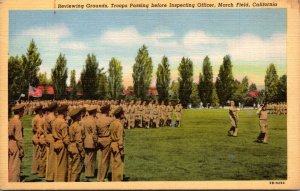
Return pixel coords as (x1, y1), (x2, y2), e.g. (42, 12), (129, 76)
(8, 40), (287, 107)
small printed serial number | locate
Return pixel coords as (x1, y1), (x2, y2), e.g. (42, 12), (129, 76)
(269, 181), (285, 184)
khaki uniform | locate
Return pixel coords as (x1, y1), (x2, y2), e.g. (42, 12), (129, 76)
(81, 115), (97, 177)
(52, 115), (70, 182)
(175, 105), (182, 127)
(166, 105), (174, 126)
(45, 112), (56, 181)
(37, 117), (47, 178)
(152, 105), (160, 128)
(8, 115), (23, 182)
(128, 105), (135, 129)
(257, 107), (269, 143)
(68, 121), (85, 182)
(228, 106), (238, 137)
(96, 115), (114, 181)
(143, 105), (151, 128)
(109, 119), (125, 181)
(31, 114), (44, 174)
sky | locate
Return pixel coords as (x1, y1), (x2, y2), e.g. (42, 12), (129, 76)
(9, 9), (286, 88)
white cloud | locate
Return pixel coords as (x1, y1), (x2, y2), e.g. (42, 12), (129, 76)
(183, 31), (222, 48)
(60, 42), (88, 50)
(21, 24), (71, 43)
(227, 33), (286, 62)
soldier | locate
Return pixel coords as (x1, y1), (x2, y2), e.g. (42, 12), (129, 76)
(166, 102), (174, 126)
(44, 102), (57, 181)
(37, 107), (47, 178)
(68, 107), (86, 182)
(227, 101), (238, 137)
(82, 106), (98, 178)
(174, 103), (182, 127)
(52, 104), (70, 182)
(256, 103), (269, 144)
(143, 102), (151, 128)
(96, 104), (114, 182)
(160, 101), (167, 127)
(8, 104), (25, 182)
(109, 106), (125, 181)
(31, 105), (44, 174)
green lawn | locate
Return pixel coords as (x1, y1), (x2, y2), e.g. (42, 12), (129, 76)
(20, 109), (287, 181)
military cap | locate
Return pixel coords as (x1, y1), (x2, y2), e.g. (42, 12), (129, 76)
(87, 105), (97, 113)
(56, 104), (68, 113)
(47, 102), (58, 111)
(112, 106), (124, 116)
(34, 105), (43, 112)
(69, 107), (84, 118)
(12, 104), (25, 112)
(100, 104), (110, 113)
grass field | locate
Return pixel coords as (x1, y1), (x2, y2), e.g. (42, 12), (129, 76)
(20, 109), (287, 181)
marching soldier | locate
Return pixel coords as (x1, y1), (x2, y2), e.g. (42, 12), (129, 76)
(31, 105), (44, 174)
(52, 105), (70, 182)
(166, 102), (174, 126)
(82, 106), (98, 178)
(128, 101), (135, 129)
(227, 101), (238, 137)
(8, 104), (25, 182)
(175, 103), (182, 127)
(44, 102), (57, 181)
(68, 107), (86, 182)
(256, 103), (269, 144)
(96, 104), (114, 182)
(109, 106), (125, 181)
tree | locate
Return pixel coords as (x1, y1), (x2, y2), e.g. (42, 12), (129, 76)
(8, 55), (23, 101)
(249, 83), (257, 91)
(190, 83), (200, 107)
(198, 56), (213, 107)
(264, 64), (279, 102)
(211, 84), (219, 108)
(38, 72), (51, 84)
(169, 81), (179, 103)
(156, 56), (171, 103)
(132, 45), (153, 100)
(277, 74), (287, 102)
(98, 72), (109, 100)
(20, 40), (42, 96)
(108, 57), (124, 100)
(178, 57), (193, 106)
(232, 76), (249, 105)
(70, 69), (77, 100)
(81, 54), (99, 99)
(216, 55), (235, 106)
(51, 53), (68, 99)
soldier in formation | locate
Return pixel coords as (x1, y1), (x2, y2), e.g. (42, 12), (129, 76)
(9, 99), (184, 182)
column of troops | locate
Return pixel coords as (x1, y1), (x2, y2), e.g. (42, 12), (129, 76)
(8, 99), (183, 182)
(267, 103), (287, 115)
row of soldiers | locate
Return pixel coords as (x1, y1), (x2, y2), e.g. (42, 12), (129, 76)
(267, 103), (287, 115)
(15, 100), (183, 128)
(8, 102), (125, 182)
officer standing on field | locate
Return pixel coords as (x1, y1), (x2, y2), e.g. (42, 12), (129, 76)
(256, 102), (269, 144)
(227, 101), (238, 137)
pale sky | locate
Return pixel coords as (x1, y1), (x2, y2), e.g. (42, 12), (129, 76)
(9, 9), (286, 88)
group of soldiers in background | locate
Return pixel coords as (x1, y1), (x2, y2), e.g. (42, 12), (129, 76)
(13, 100), (183, 129)
(8, 99), (183, 182)
(267, 103), (287, 115)
(8, 101), (125, 182)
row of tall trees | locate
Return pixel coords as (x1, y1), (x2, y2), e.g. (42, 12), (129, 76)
(8, 40), (287, 106)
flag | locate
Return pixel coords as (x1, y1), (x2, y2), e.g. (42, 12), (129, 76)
(28, 85), (42, 97)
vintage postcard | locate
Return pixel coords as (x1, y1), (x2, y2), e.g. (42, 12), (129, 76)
(0, 0), (299, 189)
